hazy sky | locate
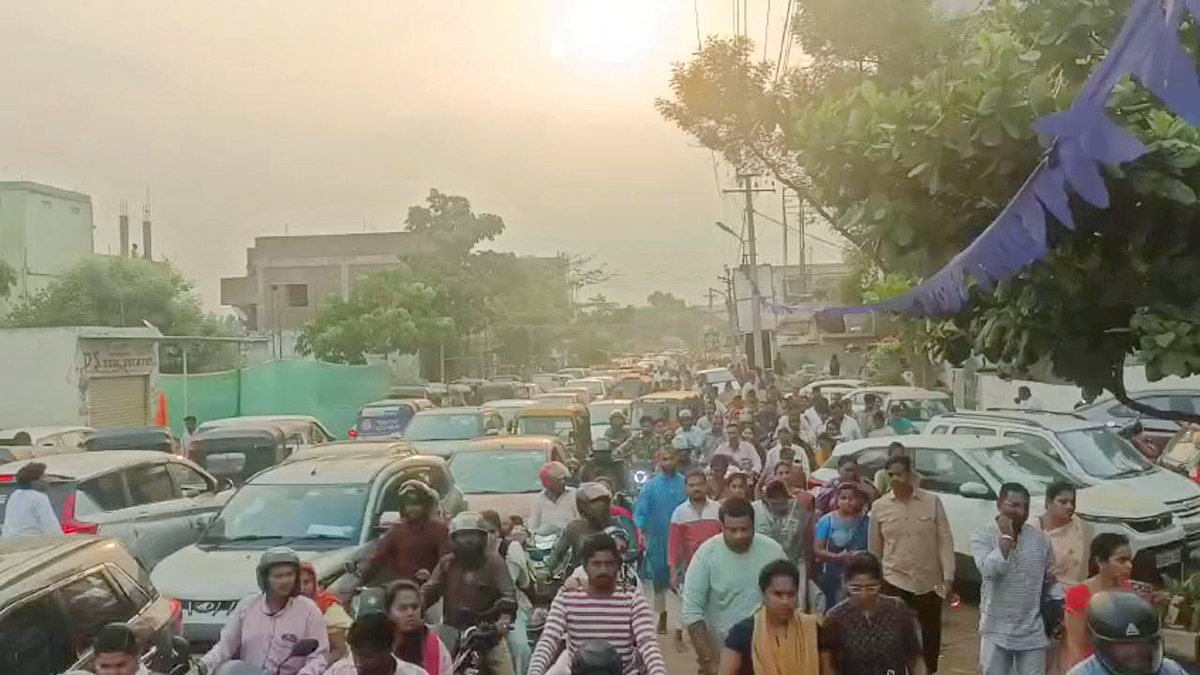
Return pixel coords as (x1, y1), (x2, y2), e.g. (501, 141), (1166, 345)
(0, 1), (847, 310)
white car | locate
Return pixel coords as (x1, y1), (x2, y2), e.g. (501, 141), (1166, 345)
(842, 386), (955, 432)
(927, 410), (1200, 556)
(0, 426), (92, 452)
(799, 378), (867, 400)
(814, 435), (1187, 583)
(697, 367), (739, 391)
(566, 378), (608, 400)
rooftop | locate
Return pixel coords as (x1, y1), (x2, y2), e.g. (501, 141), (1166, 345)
(0, 181), (91, 203)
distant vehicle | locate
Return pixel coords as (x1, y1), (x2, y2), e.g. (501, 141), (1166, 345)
(478, 381), (522, 403)
(842, 386), (954, 432)
(814, 435), (1187, 583)
(588, 400), (633, 443)
(558, 368), (589, 380)
(515, 404), (592, 460)
(401, 407), (505, 457)
(548, 387), (592, 405)
(565, 378), (607, 400)
(0, 451), (232, 569)
(631, 391), (703, 427)
(485, 399), (537, 432)
(354, 399), (427, 439)
(928, 410), (1200, 554)
(488, 375), (522, 383)
(194, 415), (336, 445)
(153, 453), (465, 643)
(0, 426), (91, 452)
(798, 378), (867, 400)
(449, 435), (569, 520)
(0, 535), (179, 674)
(535, 393), (581, 408)
(532, 373), (569, 390)
(610, 376), (652, 400)
(388, 384), (434, 401)
(1076, 388), (1200, 452)
(83, 427), (175, 453)
(188, 425), (298, 485)
(696, 367), (738, 391)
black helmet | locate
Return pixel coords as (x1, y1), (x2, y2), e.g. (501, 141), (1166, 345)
(256, 546), (302, 594)
(571, 639), (622, 675)
(1087, 590), (1163, 675)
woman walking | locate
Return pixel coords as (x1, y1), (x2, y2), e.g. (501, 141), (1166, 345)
(1035, 482), (1088, 675)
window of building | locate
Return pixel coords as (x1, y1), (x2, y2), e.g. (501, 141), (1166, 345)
(286, 284), (309, 307)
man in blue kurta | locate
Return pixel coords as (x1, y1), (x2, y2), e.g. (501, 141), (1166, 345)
(634, 444), (688, 642)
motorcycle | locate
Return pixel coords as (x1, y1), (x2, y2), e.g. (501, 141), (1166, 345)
(211, 639), (320, 675)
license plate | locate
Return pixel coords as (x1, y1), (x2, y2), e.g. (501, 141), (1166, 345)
(1157, 548), (1182, 567)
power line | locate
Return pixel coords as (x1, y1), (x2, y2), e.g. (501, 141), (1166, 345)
(774, 0), (795, 82)
(763, 0), (772, 61)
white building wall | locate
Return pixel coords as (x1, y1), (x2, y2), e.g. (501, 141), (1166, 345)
(0, 327), (85, 427)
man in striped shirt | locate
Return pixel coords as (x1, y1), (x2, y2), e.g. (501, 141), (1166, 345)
(529, 533), (667, 675)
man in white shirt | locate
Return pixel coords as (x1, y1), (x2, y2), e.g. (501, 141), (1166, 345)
(326, 613), (429, 675)
(1, 462), (61, 539)
(828, 399), (862, 442)
(799, 397), (829, 446)
(528, 462), (578, 536)
(762, 427), (810, 480)
(710, 422), (762, 475)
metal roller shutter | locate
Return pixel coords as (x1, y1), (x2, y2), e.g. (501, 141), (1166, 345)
(88, 376), (148, 428)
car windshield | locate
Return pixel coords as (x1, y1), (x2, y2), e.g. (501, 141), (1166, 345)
(892, 397), (954, 421)
(357, 406), (414, 437)
(517, 416), (573, 437)
(632, 402), (677, 424)
(1056, 428), (1153, 478)
(201, 484), (368, 544)
(403, 414), (482, 441)
(965, 445), (1079, 495)
(450, 450), (545, 494)
(589, 403), (628, 420)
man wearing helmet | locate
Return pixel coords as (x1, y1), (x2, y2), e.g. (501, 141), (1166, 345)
(422, 512), (518, 675)
(1067, 590), (1188, 675)
(529, 461), (579, 537)
(199, 547), (329, 675)
(547, 482), (635, 578)
(363, 480), (450, 585)
(603, 410), (631, 446)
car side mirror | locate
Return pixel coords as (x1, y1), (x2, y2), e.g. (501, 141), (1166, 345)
(217, 478), (235, 492)
(960, 481), (993, 499)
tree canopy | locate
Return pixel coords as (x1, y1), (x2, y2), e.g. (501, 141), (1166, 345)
(658, 0), (1200, 418)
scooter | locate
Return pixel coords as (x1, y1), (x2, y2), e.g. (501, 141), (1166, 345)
(211, 639), (320, 675)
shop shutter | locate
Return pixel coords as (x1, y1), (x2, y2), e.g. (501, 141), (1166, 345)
(88, 376), (148, 428)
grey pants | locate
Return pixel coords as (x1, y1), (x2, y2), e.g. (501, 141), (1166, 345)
(979, 636), (1046, 675)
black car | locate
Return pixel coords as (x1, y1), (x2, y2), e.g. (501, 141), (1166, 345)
(0, 535), (179, 675)
(84, 427), (175, 453)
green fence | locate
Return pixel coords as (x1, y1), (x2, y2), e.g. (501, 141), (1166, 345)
(159, 360), (392, 438)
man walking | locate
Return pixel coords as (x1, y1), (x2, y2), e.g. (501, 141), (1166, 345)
(668, 469), (723, 650)
(869, 455), (955, 674)
(971, 483), (1057, 675)
(528, 533), (667, 675)
(634, 446), (688, 636)
(681, 497), (785, 675)
(673, 409), (709, 468)
(754, 478), (815, 585)
(710, 421), (761, 476)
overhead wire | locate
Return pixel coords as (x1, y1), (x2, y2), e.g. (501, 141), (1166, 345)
(774, 0), (795, 82)
(763, 0), (772, 61)
(694, 0), (703, 49)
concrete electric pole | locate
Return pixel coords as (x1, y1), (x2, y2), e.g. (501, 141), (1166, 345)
(724, 174), (775, 370)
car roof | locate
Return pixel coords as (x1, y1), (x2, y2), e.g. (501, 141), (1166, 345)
(461, 435), (557, 452)
(486, 399), (537, 408)
(415, 407), (486, 416)
(590, 400), (633, 408)
(362, 399), (423, 408)
(250, 453), (443, 485)
(847, 386), (950, 399)
(804, 378), (865, 388)
(0, 534), (120, 586)
(519, 404), (586, 416)
(0, 450), (174, 478)
(931, 410), (1101, 432)
(0, 426), (90, 439)
(697, 367), (732, 375)
(831, 434), (1025, 455)
(636, 391), (699, 401)
(1085, 388), (1200, 407)
(201, 415), (323, 426)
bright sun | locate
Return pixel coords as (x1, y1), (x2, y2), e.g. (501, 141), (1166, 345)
(552, 1), (663, 66)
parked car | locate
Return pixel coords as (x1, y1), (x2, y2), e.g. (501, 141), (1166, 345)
(449, 435), (569, 519)
(401, 407), (505, 457)
(843, 386), (955, 432)
(0, 451), (232, 569)
(83, 427), (175, 453)
(813, 435), (1188, 583)
(1076, 388), (1200, 452)
(532, 373), (569, 390)
(152, 453), (465, 644)
(353, 399), (426, 439)
(798, 378), (867, 400)
(188, 425), (297, 485)
(0, 534), (179, 675)
(0, 426), (92, 452)
(288, 438), (415, 461)
(194, 415), (337, 445)
(927, 410), (1200, 555)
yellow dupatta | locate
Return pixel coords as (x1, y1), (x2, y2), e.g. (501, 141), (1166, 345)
(750, 606), (821, 675)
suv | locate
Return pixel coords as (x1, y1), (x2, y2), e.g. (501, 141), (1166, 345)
(153, 452), (466, 644)
(927, 410), (1200, 554)
(0, 535), (177, 675)
(0, 451), (232, 569)
(813, 435), (1188, 583)
(401, 407), (505, 457)
(1075, 389), (1200, 452)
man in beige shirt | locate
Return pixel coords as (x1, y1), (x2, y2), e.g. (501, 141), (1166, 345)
(868, 454), (955, 674)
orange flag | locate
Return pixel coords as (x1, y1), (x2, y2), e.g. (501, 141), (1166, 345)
(154, 391), (169, 428)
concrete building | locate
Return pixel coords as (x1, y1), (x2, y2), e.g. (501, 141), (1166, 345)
(0, 181), (94, 309)
(0, 326), (162, 429)
(221, 231), (437, 332)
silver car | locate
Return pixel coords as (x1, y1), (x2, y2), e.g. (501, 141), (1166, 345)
(0, 451), (232, 569)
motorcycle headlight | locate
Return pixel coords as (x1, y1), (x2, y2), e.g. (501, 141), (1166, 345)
(634, 470), (649, 484)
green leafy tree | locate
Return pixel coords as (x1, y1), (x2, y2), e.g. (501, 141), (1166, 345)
(0, 260), (15, 299)
(295, 270), (454, 364)
(660, 0), (1200, 420)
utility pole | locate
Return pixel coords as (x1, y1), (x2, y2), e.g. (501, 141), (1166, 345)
(720, 268), (738, 365)
(781, 188), (788, 268)
(724, 174), (775, 370)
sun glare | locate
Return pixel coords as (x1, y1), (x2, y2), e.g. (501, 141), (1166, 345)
(552, 1), (662, 67)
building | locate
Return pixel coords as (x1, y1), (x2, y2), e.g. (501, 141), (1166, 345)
(0, 181), (94, 309)
(0, 326), (162, 428)
(220, 231), (437, 332)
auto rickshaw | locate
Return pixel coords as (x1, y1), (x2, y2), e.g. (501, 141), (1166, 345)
(478, 381), (519, 404)
(611, 375), (652, 400)
(513, 404), (592, 462)
(188, 424), (295, 485)
(83, 427), (175, 453)
(631, 391), (703, 428)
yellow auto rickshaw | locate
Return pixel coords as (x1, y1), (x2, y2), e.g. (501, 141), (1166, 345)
(631, 391), (704, 429)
